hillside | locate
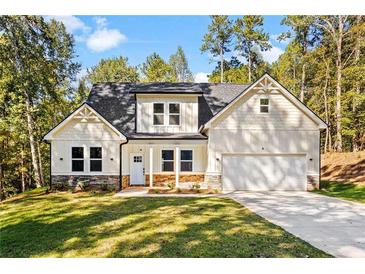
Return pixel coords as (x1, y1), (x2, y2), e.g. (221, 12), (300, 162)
(321, 151), (365, 184)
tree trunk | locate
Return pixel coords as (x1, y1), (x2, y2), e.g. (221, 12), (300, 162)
(21, 146), (25, 192)
(37, 141), (44, 186)
(220, 45), (224, 83)
(334, 15), (343, 152)
(24, 91), (42, 187)
(248, 51), (252, 83)
(323, 61), (330, 153)
(300, 63), (306, 102)
(352, 15), (361, 152)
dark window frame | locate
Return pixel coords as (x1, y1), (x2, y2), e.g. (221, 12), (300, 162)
(90, 147), (102, 172)
(260, 98), (269, 113)
(153, 103), (165, 125)
(161, 149), (174, 172)
(168, 103), (180, 126)
(180, 149), (193, 172)
(71, 147), (84, 172)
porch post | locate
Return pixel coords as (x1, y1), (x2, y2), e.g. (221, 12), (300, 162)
(149, 146), (153, 187)
(175, 146), (180, 188)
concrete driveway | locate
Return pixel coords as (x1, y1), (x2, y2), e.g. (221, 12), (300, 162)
(227, 191), (365, 258)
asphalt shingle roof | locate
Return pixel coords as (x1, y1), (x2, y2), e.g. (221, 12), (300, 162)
(86, 82), (250, 138)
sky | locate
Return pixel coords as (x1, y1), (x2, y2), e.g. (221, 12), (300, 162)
(47, 16), (291, 82)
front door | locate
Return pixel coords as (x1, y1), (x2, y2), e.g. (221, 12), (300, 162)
(130, 153), (145, 185)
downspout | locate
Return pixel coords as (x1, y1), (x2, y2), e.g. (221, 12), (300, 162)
(119, 139), (129, 191)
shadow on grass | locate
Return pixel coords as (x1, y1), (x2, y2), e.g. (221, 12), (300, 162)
(0, 193), (329, 258)
(314, 181), (365, 204)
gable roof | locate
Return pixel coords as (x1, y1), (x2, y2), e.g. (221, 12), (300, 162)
(201, 73), (328, 131)
(86, 82), (250, 137)
(43, 103), (127, 141)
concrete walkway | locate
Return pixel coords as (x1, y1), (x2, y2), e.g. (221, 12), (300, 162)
(228, 191), (365, 258)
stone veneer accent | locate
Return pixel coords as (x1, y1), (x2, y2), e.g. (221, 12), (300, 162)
(204, 174), (222, 190)
(307, 175), (320, 190)
(52, 175), (119, 191)
(122, 175), (130, 189)
(143, 174), (205, 187)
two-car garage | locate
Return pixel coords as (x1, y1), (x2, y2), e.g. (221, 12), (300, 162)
(222, 154), (307, 191)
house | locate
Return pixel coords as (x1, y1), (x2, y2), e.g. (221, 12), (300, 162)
(43, 73), (327, 191)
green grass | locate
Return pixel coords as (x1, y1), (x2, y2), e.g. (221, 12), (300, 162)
(313, 181), (365, 204)
(0, 190), (330, 258)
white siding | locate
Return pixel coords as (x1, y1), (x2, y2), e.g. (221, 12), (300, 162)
(136, 94), (199, 133)
(213, 90), (318, 130)
(121, 143), (206, 175)
(51, 117), (122, 175)
(207, 88), (321, 178)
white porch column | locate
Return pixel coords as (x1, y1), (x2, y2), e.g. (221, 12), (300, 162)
(175, 147), (180, 188)
(149, 146), (153, 187)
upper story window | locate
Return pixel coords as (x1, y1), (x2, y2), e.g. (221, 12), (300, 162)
(153, 103), (164, 125)
(260, 98), (269, 113)
(90, 147), (102, 172)
(168, 103), (180, 125)
(72, 147), (84, 172)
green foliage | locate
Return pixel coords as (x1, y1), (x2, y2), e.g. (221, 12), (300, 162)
(142, 52), (175, 82)
(86, 56), (139, 83)
(169, 46), (194, 82)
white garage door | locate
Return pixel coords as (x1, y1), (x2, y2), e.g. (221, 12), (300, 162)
(222, 154), (307, 191)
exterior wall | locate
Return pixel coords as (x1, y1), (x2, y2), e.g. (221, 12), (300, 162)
(51, 116), (122, 177)
(136, 94), (199, 133)
(207, 88), (321, 190)
(121, 142), (207, 175)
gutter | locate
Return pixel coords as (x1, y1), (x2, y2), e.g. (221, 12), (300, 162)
(119, 139), (129, 191)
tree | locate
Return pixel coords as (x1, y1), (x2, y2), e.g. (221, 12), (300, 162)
(0, 16), (79, 190)
(201, 16), (233, 83)
(233, 16), (271, 82)
(142, 53), (175, 82)
(280, 16), (316, 102)
(86, 56), (139, 83)
(169, 46), (193, 82)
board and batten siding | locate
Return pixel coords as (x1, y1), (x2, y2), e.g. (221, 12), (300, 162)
(51, 119), (121, 175)
(206, 89), (321, 176)
(136, 94), (199, 133)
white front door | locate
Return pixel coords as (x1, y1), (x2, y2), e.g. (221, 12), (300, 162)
(130, 153), (145, 185)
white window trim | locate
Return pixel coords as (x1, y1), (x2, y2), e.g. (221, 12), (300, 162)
(167, 102), (181, 126)
(259, 97), (270, 114)
(180, 148), (194, 172)
(90, 146), (103, 172)
(152, 103), (165, 126)
(71, 146), (85, 172)
(160, 148), (175, 172)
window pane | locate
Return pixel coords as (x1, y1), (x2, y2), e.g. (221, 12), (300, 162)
(260, 98), (269, 105)
(90, 159), (102, 172)
(181, 150), (192, 161)
(260, 106), (269, 113)
(162, 150), (174, 160)
(153, 103), (164, 113)
(72, 160), (84, 171)
(181, 161), (192, 172)
(169, 115), (180, 125)
(153, 114), (164, 125)
(72, 147), (84, 159)
(90, 147), (102, 159)
(162, 161), (174, 172)
(169, 103), (180, 113)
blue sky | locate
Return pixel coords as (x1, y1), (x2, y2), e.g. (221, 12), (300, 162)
(48, 16), (290, 82)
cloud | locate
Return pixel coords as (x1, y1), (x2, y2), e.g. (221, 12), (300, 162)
(85, 16), (127, 52)
(270, 33), (291, 46)
(261, 46), (284, 64)
(76, 68), (88, 81)
(47, 16), (90, 33)
(194, 72), (209, 83)
(86, 29), (127, 52)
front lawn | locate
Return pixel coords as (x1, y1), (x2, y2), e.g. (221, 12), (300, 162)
(0, 190), (329, 258)
(313, 181), (365, 204)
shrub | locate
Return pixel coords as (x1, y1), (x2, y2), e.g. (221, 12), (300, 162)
(176, 188), (182, 193)
(192, 183), (201, 190)
(167, 182), (174, 190)
(100, 183), (109, 191)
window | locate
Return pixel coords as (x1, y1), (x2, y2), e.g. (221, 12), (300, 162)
(260, 98), (269, 113)
(161, 150), (174, 171)
(168, 103), (180, 125)
(153, 103), (164, 125)
(180, 150), (193, 172)
(133, 156), (142, 163)
(90, 147), (102, 172)
(72, 147), (84, 172)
